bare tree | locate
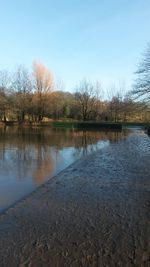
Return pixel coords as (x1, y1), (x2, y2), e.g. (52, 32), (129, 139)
(106, 84), (125, 122)
(75, 80), (102, 121)
(132, 43), (150, 101)
(12, 65), (32, 121)
(106, 83), (136, 122)
(0, 70), (10, 121)
(33, 61), (54, 121)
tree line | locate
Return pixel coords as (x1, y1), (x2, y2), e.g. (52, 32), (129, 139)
(0, 53), (150, 123)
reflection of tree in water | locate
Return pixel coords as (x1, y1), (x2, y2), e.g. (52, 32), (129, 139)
(73, 129), (130, 157)
(73, 130), (100, 156)
(33, 160), (54, 185)
(0, 126), (131, 184)
(0, 127), (55, 183)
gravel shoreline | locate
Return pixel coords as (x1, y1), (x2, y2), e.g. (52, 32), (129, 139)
(0, 131), (150, 267)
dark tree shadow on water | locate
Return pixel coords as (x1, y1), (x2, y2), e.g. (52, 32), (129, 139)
(147, 126), (150, 137)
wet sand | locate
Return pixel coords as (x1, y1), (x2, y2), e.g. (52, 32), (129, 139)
(0, 131), (150, 267)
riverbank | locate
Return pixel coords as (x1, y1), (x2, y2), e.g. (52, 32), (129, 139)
(0, 131), (150, 266)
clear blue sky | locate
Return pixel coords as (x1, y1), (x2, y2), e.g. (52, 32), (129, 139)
(0, 0), (150, 92)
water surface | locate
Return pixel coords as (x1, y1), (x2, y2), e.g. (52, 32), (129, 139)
(0, 126), (130, 212)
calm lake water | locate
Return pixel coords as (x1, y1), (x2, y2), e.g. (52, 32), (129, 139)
(0, 126), (130, 212)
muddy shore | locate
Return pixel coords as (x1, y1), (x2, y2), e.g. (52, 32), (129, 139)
(0, 131), (150, 267)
